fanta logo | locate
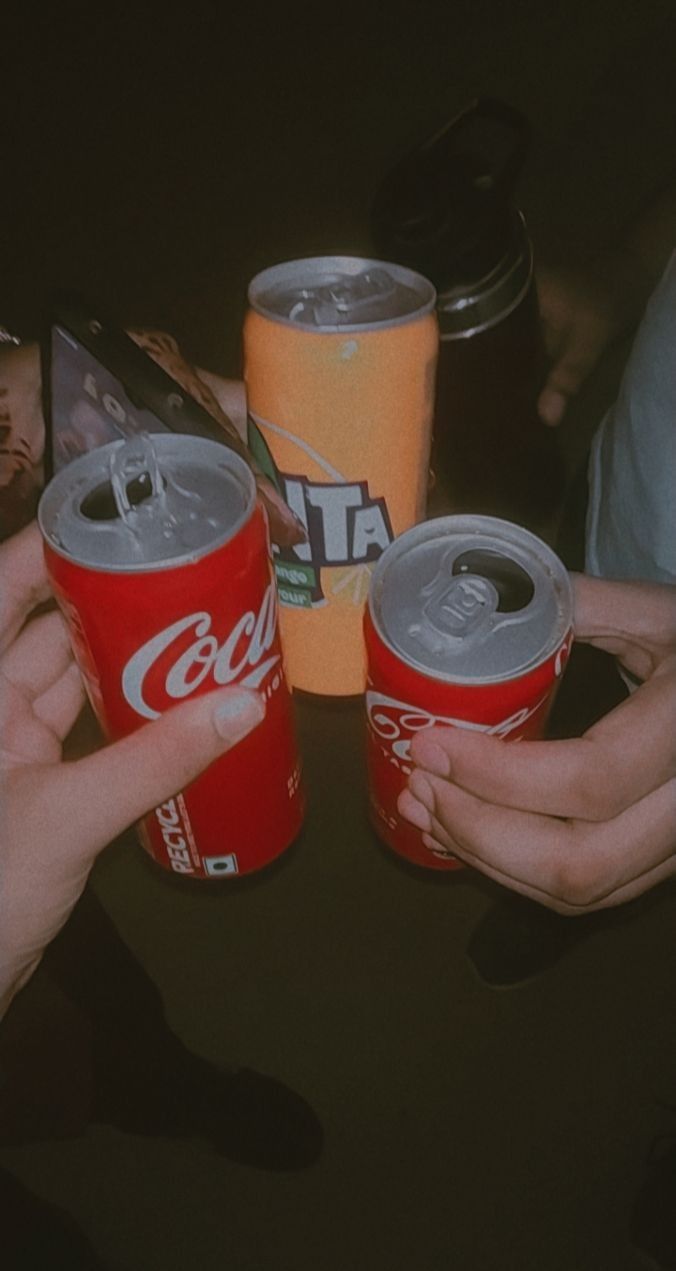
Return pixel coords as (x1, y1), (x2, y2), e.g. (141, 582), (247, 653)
(365, 690), (548, 771)
(277, 475), (393, 604)
(246, 413), (393, 606)
(282, 476), (392, 568)
(122, 584), (280, 720)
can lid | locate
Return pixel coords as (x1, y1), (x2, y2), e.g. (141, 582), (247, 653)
(368, 515), (572, 684)
(38, 433), (256, 572)
(248, 256), (436, 331)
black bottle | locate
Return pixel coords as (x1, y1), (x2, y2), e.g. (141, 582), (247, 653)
(372, 97), (565, 530)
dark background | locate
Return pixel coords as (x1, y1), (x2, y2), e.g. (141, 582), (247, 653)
(2, 4), (676, 1269)
(4, 2), (675, 371)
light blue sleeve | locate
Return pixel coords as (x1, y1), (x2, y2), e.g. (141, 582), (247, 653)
(585, 251), (676, 584)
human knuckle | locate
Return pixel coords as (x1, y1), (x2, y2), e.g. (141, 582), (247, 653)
(549, 854), (607, 910)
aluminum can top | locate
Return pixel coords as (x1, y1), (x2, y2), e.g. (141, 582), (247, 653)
(368, 515), (572, 684)
(38, 433), (256, 573)
(247, 256), (436, 332)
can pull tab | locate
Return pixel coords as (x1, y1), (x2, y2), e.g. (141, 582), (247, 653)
(408, 546), (535, 657)
(109, 433), (165, 523)
(286, 267), (398, 325)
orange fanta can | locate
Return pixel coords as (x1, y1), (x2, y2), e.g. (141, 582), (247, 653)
(243, 256), (438, 696)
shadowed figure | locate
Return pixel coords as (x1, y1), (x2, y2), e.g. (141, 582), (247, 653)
(0, 874), (323, 1171)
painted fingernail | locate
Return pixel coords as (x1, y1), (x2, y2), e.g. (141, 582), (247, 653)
(213, 690), (265, 742)
(412, 739), (450, 777)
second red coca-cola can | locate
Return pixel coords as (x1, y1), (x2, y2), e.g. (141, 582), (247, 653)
(38, 432), (304, 879)
(364, 515), (573, 870)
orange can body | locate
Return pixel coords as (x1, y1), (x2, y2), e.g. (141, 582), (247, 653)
(244, 257), (438, 696)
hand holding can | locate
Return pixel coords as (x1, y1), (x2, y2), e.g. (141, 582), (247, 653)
(38, 433), (305, 879)
(364, 515), (573, 870)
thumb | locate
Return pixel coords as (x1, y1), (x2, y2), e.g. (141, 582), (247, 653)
(535, 266), (615, 427)
(55, 686), (266, 860)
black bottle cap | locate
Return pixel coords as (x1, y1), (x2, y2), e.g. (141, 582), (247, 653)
(371, 97), (529, 290)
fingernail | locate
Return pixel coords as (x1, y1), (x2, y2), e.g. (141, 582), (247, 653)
(413, 739), (450, 778)
(212, 690), (265, 742)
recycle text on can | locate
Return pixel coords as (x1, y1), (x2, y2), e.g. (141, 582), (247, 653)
(244, 256), (438, 697)
(364, 515), (573, 870)
(38, 433), (304, 879)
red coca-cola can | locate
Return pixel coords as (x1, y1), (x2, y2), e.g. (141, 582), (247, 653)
(38, 432), (304, 879)
(364, 515), (573, 870)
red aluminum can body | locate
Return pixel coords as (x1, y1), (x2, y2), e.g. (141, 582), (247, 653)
(39, 435), (304, 879)
(364, 515), (573, 870)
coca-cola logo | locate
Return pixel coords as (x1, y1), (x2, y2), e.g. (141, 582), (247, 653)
(366, 690), (548, 772)
(122, 582), (280, 721)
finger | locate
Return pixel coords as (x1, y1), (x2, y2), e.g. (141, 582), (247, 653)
(398, 786), (549, 901)
(37, 686), (266, 860)
(401, 782), (592, 915)
(127, 329), (179, 357)
(1, 661), (86, 766)
(422, 827), (675, 913)
(0, 342), (43, 462)
(409, 728), (598, 817)
(536, 386), (569, 427)
(542, 346), (599, 400)
(34, 661), (86, 740)
(536, 359), (592, 427)
(408, 769), (676, 912)
(398, 788), (469, 868)
(1, 609), (73, 698)
(535, 316), (605, 427)
(0, 522), (51, 649)
(410, 665), (675, 822)
(196, 369), (247, 439)
(421, 831), (459, 857)
(398, 787), (434, 833)
(420, 831), (461, 866)
(572, 575), (676, 673)
(256, 478), (307, 548)
(403, 788), (561, 908)
(127, 329), (249, 453)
